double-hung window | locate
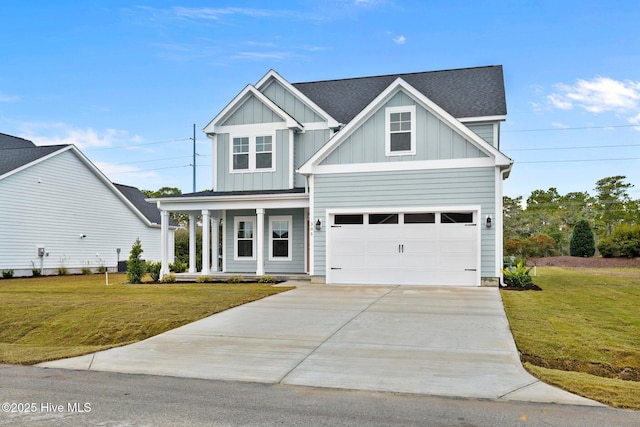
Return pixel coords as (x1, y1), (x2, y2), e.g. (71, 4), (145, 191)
(269, 216), (292, 261)
(385, 105), (416, 156)
(234, 216), (256, 260)
(231, 134), (274, 172)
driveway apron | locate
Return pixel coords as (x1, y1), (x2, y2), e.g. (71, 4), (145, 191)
(39, 284), (601, 406)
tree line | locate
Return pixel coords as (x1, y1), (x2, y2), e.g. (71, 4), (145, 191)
(504, 175), (640, 258)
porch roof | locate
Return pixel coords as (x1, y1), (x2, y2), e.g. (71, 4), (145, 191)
(148, 187), (309, 212)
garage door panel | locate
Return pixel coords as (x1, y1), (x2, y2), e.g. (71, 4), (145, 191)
(329, 210), (479, 286)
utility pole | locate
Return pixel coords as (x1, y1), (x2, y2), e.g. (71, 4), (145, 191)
(191, 123), (196, 193)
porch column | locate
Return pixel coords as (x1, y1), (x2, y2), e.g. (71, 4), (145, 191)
(201, 210), (211, 275)
(188, 214), (197, 273)
(256, 208), (265, 276)
(160, 210), (170, 277)
(211, 216), (220, 272)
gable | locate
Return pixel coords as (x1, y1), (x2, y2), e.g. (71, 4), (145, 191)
(261, 79), (325, 124)
(320, 90), (488, 166)
(299, 78), (512, 175)
(221, 94), (286, 126)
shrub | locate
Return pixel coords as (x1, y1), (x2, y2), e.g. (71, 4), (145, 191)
(127, 238), (147, 284)
(1, 269), (14, 279)
(598, 223), (640, 258)
(57, 267), (68, 276)
(146, 261), (162, 282)
(502, 261), (533, 288)
(258, 275), (277, 284)
(226, 275), (243, 284)
(161, 273), (177, 283)
(31, 268), (41, 277)
(81, 266), (92, 275)
(169, 259), (187, 273)
(570, 220), (595, 257)
(195, 275), (215, 283)
(97, 265), (107, 273)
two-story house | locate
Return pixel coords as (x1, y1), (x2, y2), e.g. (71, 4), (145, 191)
(152, 66), (512, 286)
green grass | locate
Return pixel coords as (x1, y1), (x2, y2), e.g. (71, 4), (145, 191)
(501, 266), (640, 409)
(0, 274), (292, 365)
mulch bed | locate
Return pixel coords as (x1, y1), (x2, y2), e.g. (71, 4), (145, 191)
(501, 284), (542, 291)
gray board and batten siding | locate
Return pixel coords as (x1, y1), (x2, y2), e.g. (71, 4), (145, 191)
(262, 79), (326, 124)
(221, 94), (285, 126)
(321, 90), (487, 166)
(312, 167), (496, 279)
(224, 208), (306, 274)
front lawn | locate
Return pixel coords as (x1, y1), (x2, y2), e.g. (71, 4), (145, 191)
(0, 274), (292, 365)
(501, 266), (640, 409)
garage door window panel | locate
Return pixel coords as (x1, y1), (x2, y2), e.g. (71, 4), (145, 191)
(404, 213), (436, 224)
(369, 214), (399, 224)
(334, 214), (364, 225)
(441, 212), (474, 224)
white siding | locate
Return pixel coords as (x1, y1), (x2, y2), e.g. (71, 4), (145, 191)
(0, 150), (171, 276)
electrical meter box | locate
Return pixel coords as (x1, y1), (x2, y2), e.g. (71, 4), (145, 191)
(37, 247), (45, 257)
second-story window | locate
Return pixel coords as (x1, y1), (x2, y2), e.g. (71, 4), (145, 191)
(256, 136), (272, 169)
(231, 134), (275, 172)
(233, 137), (250, 170)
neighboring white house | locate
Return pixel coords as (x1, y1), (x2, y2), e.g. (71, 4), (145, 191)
(151, 66), (513, 286)
(0, 133), (176, 277)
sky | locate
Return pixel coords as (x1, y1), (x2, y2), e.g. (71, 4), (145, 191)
(1, 0), (640, 201)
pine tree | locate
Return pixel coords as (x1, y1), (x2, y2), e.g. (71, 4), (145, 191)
(570, 220), (595, 257)
(127, 238), (147, 283)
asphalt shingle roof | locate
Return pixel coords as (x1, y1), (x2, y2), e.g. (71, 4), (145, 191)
(0, 133), (35, 149)
(113, 183), (166, 224)
(292, 65), (506, 124)
(0, 144), (69, 176)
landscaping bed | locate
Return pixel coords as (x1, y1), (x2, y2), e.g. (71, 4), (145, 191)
(528, 255), (640, 268)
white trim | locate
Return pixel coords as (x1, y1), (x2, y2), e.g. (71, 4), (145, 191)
(222, 210), (227, 272)
(311, 157), (496, 175)
(288, 129), (294, 189)
(255, 69), (341, 129)
(214, 122), (286, 135)
(308, 176), (315, 275)
(204, 85), (301, 134)
(303, 207), (309, 274)
(256, 209), (265, 275)
(234, 216), (257, 261)
(210, 134), (218, 191)
(458, 115), (506, 123)
(201, 210), (211, 275)
(385, 105), (416, 156)
(298, 78), (512, 175)
(298, 122), (332, 131)
(268, 215), (293, 261)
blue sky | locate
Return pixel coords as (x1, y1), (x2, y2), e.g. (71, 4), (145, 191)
(2, 0), (640, 200)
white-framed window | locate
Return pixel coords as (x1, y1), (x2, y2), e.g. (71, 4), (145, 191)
(269, 215), (292, 261)
(230, 134), (275, 172)
(232, 137), (250, 170)
(234, 216), (256, 260)
(385, 105), (416, 156)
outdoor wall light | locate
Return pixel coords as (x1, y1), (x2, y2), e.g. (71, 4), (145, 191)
(315, 219), (322, 231)
(485, 216), (492, 228)
(80, 234), (87, 238)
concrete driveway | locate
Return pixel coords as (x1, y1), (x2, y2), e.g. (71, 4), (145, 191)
(39, 283), (600, 406)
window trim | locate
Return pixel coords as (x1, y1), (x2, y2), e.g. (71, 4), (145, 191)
(230, 132), (276, 173)
(385, 105), (416, 156)
(234, 216), (256, 260)
(269, 215), (292, 261)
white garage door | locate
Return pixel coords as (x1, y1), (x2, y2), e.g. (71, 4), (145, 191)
(328, 211), (479, 286)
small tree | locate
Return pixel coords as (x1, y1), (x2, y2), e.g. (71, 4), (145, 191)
(127, 238), (147, 283)
(570, 220), (595, 257)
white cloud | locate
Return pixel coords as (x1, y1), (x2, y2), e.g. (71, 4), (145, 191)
(548, 76), (640, 114)
(93, 161), (158, 179)
(392, 35), (406, 44)
(18, 122), (139, 150)
(0, 93), (20, 102)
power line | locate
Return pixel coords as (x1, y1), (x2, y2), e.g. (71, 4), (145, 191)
(117, 154), (207, 165)
(506, 143), (640, 151)
(518, 157), (640, 164)
(504, 124), (640, 133)
(84, 138), (191, 152)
